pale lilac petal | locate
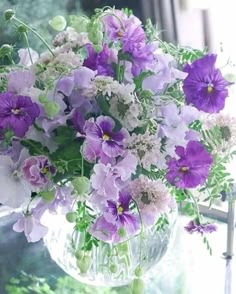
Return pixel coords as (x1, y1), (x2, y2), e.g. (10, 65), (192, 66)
(18, 48), (39, 67)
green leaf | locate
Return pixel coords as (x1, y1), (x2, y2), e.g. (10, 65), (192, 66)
(20, 139), (49, 156)
(53, 126), (77, 145)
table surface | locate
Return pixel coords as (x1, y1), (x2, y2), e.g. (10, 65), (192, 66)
(0, 213), (234, 294)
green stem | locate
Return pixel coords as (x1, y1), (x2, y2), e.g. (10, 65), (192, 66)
(12, 16), (55, 57)
(188, 191), (202, 222)
(23, 32), (33, 65)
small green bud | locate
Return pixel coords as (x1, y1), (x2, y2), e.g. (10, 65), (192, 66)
(88, 30), (103, 44)
(110, 264), (118, 273)
(66, 212), (77, 223)
(38, 94), (48, 104)
(134, 266), (143, 277)
(4, 129), (14, 142)
(40, 190), (55, 202)
(71, 176), (90, 195)
(0, 44), (14, 57)
(131, 278), (145, 294)
(93, 44), (103, 53)
(69, 15), (89, 33)
(75, 249), (84, 260)
(44, 101), (60, 117)
(17, 25), (28, 34)
(118, 227), (126, 238)
(49, 15), (67, 31)
(4, 9), (15, 21)
(76, 255), (91, 274)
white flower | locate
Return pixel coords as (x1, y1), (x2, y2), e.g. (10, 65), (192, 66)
(0, 156), (31, 208)
(128, 132), (162, 170)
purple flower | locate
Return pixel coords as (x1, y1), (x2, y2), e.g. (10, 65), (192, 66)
(13, 213), (48, 242)
(183, 54), (229, 113)
(22, 156), (56, 188)
(90, 152), (138, 205)
(90, 191), (140, 243)
(185, 220), (217, 235)
(89, 216), (117, 242)
(166, 141), (213, 188)
(7, 70), (36, 94)
(83, 44), (117, 77)
(83, 116), (129, 162)
(0, 92), (40, 137)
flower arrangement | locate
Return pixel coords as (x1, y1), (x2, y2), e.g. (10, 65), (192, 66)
(1, 6), (236, 292)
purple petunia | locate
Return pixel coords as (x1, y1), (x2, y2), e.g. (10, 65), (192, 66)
(185, 220), (217, 235)
(0, 92), (40, 137)
(183, 54), (229, 113)
(83, 116), (129, 162)
(22, 156), (56, 188)
(83, 43), (117, 77)
(89, 191), (140, 243)
(166, 141), (213, 188)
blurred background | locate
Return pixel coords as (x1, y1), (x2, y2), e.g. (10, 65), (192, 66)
(1, 0), (236, 57)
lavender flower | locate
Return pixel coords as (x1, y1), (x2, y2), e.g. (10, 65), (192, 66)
(0, 92), (40, 137)
(83, 116), (129, 162)
(22, 156), (56, 188)
(166, 141), (213, 189)
(88, 216), (117, 242)
(183, 54), (229, 113)
(0, 155), (31, 208)
(185, 220), (217, 235)
(90, 191), (140, 243)
(83, 44), (117, 77)
(7, 70), (36, 94)
(13, 213), (48, 242)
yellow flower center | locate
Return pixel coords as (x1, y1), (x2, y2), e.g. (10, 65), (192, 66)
(11, 108), (21, 115)
(207, 85), (213, 93)
(117, 30), (124, 37)
(117, 206), (124, 214)
(41, 167), (49, 174)
(102, 134), (110, 141)
(179, 166), (189, 173)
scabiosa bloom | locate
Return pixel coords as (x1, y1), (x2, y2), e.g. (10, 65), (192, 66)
(83, 116), (129, 162)
(185, 220), (217, 235)
(22, 156), (56, 188)
(83, 44), (117, 77)
(13, 213), (48, 242)
(0, 92), (40, 137)
(90, 191), (140, 243)
(130, 175), (175, 226)
(128, 131), (162, 170)
(183, 54), (229, 113)
(166, 141), (213, 189)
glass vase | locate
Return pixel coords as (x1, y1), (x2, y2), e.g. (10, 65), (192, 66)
(43, 209), (177, 287)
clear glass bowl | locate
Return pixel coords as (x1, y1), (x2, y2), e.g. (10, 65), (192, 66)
(43, 210), (177, 287)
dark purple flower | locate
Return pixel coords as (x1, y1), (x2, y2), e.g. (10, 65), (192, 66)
(22, 156), (56, 188)
(185, 220), (217, 235)
(83, 44), (117, 77)
(89, 191), (140, 243)
(183, 54), (229, 113)
(0, 92), (40, 137)
(83, 116), (129, 162)
(166, 141), (213, 188)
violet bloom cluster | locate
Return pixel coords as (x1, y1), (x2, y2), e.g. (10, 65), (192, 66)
(183, 54), (229, 113)
(103, 10), (155, 76)
(0, 92), (40, 137)
(185, 220), (217, 235)
(166, 141), (213, 189)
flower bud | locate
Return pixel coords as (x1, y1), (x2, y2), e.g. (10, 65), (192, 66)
(0, 44), (14, 57)
(4, 9), (15, 21)
(44, 101), (60, 117)
(110, 264), (118, 273)
(93, 44), (103, 53)
(38, 94), (48, 104)
(71, 176), (90, 195)
(131, 278), (145, 294)
(40, 190), (55, 202)
(76, 255), (91, 274)
(49, 15), (67, 31)
(88, 30), (103, 44)
(69, 15), (89, 33)
(134, 266), (143, 277)
(66, 212), (77, 223)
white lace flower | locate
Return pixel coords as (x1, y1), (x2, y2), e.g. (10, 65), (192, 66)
(128, 132), (162, 170)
